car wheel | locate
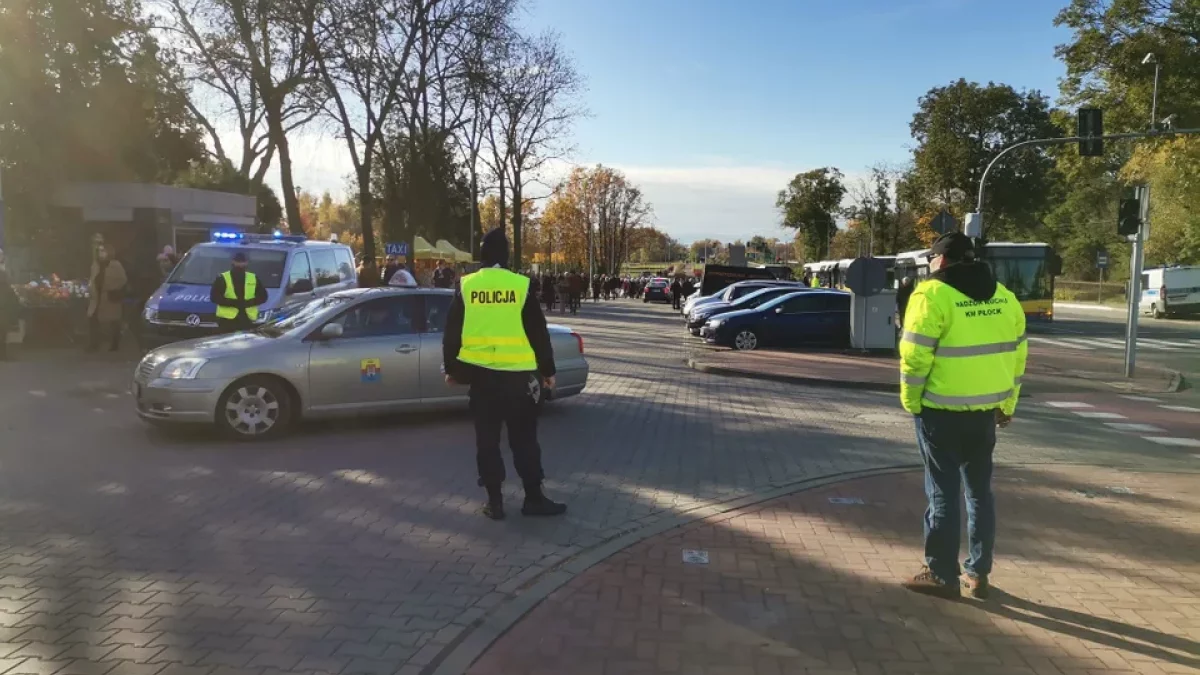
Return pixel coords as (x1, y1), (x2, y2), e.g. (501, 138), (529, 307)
(216, 376), (293, 441)
(733, 329), (759, 351)
(1152, 304), (1165, 319)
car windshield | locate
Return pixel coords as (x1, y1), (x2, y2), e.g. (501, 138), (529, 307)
(733, 287), (786, 307)
(256, 296), (351, 337)
(168, 247), (288, 288)
(759, 292), (803, 310)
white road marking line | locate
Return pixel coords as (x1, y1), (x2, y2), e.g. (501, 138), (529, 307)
(1105, 422), (1167, 433)
(1028, 337), (1094, 350)
(28, 390), (47, 397)
(1137, 339), (1185, 351)
(1055, 338), (1110, 350)
(1121, 395), (1162, 402)
(1089, 337), (1129, 347)
(1144, 437), (1200, 448)
(1140, 338), (1197, 348)
(1044, 402), (1094, 409)
(1159, 405), (1200, 413)
(1074, 411), (1127, 420)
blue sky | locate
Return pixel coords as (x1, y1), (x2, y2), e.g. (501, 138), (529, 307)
(287, 0), (1072, 244)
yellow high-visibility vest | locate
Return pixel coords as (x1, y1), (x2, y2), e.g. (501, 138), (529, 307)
(458, 268), (537, 372)
(215, 270), (259, 321)
(899, 275), (1027, 415)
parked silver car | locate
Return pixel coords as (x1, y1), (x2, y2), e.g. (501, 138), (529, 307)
(131, 288), (589, 440)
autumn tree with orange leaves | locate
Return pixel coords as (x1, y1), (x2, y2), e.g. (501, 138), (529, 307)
(538, 165), (652, 273)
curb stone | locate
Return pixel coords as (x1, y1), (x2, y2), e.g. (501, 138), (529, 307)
(422, 464), (921, 675)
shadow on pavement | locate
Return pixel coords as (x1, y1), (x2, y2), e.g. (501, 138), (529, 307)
(471, 466), (1200, 675)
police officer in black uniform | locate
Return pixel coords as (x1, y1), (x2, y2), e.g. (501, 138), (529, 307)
(443, 229), (567, 520)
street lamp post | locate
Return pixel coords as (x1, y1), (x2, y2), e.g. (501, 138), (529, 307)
(1144, 53), (1161, 131)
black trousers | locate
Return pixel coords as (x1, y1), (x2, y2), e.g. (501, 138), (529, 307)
(470, 370), (545, 488)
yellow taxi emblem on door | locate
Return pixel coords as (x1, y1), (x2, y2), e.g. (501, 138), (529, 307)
(360, 358), (382, 383)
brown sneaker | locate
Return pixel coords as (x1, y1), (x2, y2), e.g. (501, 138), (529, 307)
(960, 573), (989, 600)
(902, 567), (960, 599)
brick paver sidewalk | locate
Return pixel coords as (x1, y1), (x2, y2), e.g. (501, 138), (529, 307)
(469, 466), (1200, 675)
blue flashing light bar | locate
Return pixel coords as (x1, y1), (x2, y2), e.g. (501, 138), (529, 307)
(211, 230), (307, 244)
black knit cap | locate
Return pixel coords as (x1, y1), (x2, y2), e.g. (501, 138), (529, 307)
(480, 228), (509, 268)
(928, 232), (975, 262)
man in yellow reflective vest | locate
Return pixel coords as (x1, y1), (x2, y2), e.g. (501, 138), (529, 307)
(209, 252), (268, 333)
(443, 229), (566, 520)
(899, 232), (1026, 601)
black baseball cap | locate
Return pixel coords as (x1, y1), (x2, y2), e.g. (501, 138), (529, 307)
(232, 252), (248, 263)
(928, 232), (975, 262)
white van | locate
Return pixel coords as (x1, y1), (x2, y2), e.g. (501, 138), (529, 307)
(1140, 266), (1200, 318)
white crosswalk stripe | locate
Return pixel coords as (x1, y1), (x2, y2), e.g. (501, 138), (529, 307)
(1027, 337), (1093, 350)
(1144, 437), (1200, 448)
(1029, 335), (1200, 351)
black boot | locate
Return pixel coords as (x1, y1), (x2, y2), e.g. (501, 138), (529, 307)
(482, 484), (505, 521)
(522, 482), (567, 517)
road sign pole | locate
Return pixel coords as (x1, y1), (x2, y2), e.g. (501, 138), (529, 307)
(1124, 184), (1149, 378)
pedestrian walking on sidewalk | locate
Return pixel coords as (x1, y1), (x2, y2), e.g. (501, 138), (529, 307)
(443, 228), (567, 521)
(898, 232), (1027, 601)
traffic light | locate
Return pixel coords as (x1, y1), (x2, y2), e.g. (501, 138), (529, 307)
(1078, 108), (1104, 157)
(1118, 197), (1141, 236)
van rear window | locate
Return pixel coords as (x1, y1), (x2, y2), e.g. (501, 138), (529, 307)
(168, 248), (287, 288)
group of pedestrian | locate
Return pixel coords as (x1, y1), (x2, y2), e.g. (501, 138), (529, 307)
(669, 275), (697, 310)
(357, 256), (456, 289)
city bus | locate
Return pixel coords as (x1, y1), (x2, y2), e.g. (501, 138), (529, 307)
(894, 242), (1061, 321)
(804, 256), (897, 289)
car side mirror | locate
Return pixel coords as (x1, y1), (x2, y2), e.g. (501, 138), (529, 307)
(289, 279), (314, 294)
(319, 323), (344, 340)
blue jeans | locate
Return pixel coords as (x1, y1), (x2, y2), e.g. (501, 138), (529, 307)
(914, 407), (996, 583)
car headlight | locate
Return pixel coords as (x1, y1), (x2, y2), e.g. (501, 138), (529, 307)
(256, 308), (279, 324)
(143, 306), (157, 321)
(708, 318), (725, 329)
(160, 357), (208, 380)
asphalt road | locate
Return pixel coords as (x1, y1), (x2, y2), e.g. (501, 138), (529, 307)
(1039, 304), (1200, 379)
(0, 301), (1196, 675)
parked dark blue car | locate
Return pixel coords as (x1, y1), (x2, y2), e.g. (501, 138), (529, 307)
(686, 285), (815, 334)
(702, 290), (851, 350)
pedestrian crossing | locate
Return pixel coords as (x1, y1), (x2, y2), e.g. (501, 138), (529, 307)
(1042, 397), (1200, 449)
(1028, 336), (1200, 352)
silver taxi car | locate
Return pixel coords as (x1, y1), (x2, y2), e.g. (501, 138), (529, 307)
(132, 288), (589, 440)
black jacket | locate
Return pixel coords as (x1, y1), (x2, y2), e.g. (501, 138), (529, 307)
(443, 273), (556, 383)
(0, 269), (18, 325)
(210, 269), (269, 320)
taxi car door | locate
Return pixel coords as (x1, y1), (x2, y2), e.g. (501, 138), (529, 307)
(416, 293), (469, 404)
(307, 296), (423, 412)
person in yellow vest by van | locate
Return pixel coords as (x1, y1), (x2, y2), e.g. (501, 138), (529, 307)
(443, 228), (566, 521)
(210, 251), (268, 333)
(899, 232), (1026, 602)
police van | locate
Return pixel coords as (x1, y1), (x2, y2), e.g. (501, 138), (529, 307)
(1141, 265), (1200, 319)
(142, 231), (357, 347)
